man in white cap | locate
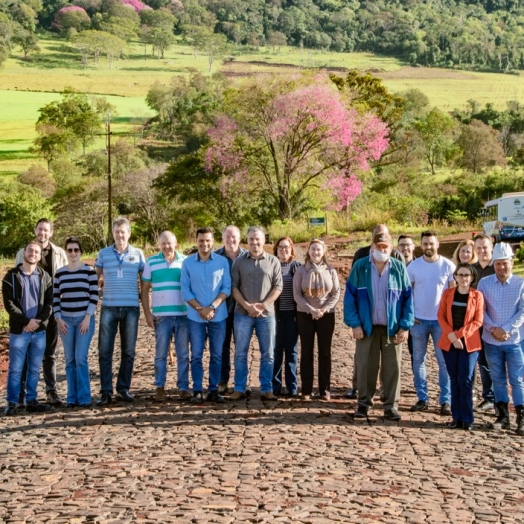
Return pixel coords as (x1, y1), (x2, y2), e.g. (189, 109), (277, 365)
(477, 242), (524, 436)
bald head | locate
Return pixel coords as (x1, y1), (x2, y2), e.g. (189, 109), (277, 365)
(159, 231), (177, 261)
(222, 225), (241, 256)
(372, 224), (389, 239)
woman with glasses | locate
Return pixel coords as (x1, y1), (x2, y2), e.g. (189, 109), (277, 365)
(437, 263), (484, 430)
(53, 237), (99, 407)
(293, 239), (340, 400)
(271, 237), (302, 397)
(452, 239), (478, 266)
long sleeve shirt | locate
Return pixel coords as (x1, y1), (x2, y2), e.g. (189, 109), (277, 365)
(53, 264), (99, 319)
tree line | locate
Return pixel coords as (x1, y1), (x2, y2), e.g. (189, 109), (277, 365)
(3, 0), (524, 72)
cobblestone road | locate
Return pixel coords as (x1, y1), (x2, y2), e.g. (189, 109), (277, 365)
(1, 305), (523, 523)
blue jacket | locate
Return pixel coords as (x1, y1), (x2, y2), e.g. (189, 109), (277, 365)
(343, 256), (414, 337)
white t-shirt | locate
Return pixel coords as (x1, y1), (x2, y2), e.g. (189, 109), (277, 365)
(407, 256), (456, 320)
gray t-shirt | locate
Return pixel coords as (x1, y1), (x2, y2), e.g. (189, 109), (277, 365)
(20, 270), (41, 319)
(231, 251), (283, 317)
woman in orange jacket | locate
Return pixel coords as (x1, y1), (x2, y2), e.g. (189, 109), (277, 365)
(438, 263), (484, 430)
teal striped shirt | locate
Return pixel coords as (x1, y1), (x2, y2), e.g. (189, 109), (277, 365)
(142, 252), (187, 316)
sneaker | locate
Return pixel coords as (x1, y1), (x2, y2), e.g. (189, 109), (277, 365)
(191, 391), (204, 404)
(353, 405), (368, 419)
(261, 392), (278, 401)
(300, 394), (311, 401)
(384, 409), (401, 421)
(345, 388), (358, 399)
(26, 399), (52, 413)
(4, 402), (17, 416)
(179, 390), (191, 401)
(218, 382), (228, 394)
(46, 390), (62, 406)
(229, 391), (246, 401)
(440, 403), (452, 416)
(154, 387), (166, 403)
(410, 400), (429, 412)
(476, 400), (495, 413)
(320, 392), (331, 401)
(206, 390), (225, 404)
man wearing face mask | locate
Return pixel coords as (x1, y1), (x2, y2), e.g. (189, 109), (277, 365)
(344, 233), (414, 420)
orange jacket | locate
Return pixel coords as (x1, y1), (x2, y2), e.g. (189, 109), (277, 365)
(437, 287), (484, 352)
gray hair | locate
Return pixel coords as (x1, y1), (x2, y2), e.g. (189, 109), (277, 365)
(112, 216), (131, 233)
(222, 225), (241, 238)
(247, 226), (265, 237)
(159, 231), (176, 243)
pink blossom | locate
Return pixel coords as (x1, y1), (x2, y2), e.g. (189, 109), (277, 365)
(122, 0), (151, 12)
(53, 6), (90, 29)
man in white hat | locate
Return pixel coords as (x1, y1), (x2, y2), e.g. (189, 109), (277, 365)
(477, 242), (524, 436)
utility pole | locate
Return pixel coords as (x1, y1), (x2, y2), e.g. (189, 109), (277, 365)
(106, 113), (112, 246)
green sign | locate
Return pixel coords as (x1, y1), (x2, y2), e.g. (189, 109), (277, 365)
(309, 217), (325, 226)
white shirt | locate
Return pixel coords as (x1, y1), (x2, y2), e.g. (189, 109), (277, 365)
(407, 256), (456, 320)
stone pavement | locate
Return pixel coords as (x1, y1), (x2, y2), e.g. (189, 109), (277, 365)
(1, 305), (524, 523)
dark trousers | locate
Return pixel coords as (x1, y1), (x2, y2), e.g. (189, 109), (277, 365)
(272, 310), (299, 395)
(477, 343), (494, 403)
(442, 347), (479, 425)
(219, 311), (235, 384)
(297, 311), (335, 396)
(20, 314), (58, 398)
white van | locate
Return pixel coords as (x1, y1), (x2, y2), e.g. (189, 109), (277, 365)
(483, 192), (524, 243)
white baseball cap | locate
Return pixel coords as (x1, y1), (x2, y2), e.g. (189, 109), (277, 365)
(492, 242), (514, 261)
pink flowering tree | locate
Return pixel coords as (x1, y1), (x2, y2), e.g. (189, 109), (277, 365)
(204, 76), (389, 219)
(53, 6), (91, 33)
(122, 0), (151, 12)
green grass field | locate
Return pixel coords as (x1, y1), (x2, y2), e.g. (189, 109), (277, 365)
(1, 36), (523, 177)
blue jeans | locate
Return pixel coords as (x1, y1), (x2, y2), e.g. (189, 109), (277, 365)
(442, 348), (479, 424)
(233, 314), (276, 394)
(272, 311), (299, 395)
(220, 310), (235, 383)
(60, 315), (95, 405)
(411, 319), (450, 404)
(484, 342), (524, 406)
(98, 306), (139, 395)
(6, 331), (46, 404)
(187, 319), (226, 392)
(154, 315), (189, 390)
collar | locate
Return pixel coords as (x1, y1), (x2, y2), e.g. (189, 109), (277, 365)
(496, 273), (514, 286)
(112, 244), (130, 255)
(160, 251), (182, 262)
(247, 251), (267, 261)
(197, 251), (215, 262)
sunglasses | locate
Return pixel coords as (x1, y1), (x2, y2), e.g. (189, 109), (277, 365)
(67, 248), (81, 253)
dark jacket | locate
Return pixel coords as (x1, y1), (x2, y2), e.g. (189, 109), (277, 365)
(2, 265), (53, 334)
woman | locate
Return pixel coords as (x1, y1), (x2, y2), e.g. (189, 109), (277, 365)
(293, 238), (340, 401)
(53, 237), (99, 407)
(452, 239), (478, 266)
(437, 263), (484, 430)
(272, 237), (301, 397)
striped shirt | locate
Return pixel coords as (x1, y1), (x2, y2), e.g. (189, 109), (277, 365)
(277, 261), (301, 312)
(53, 264), (99, 319)
(95, 245), (145, 307)
(478, 273), (524, 346)
(142, 252), (187, 316)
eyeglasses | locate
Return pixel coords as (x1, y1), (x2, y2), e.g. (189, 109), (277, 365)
(67, 248), (81, 253)
(456, 273), (472, 278)
(398, 243), (413, 248)
(278, 245), (291, 250)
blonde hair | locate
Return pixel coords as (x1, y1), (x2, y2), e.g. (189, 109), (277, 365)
(304, 238), (329, 265)
(452, 239), (478, 266)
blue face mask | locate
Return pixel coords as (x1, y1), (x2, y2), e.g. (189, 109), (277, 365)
(372, 249), (389, 263)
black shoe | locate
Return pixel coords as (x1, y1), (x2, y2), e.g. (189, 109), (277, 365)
(448, 420), (463, 429)
(410, 400), (429, 412)
(353, 405), (368, 419)
(4, 402), (17, 416)
(26, 399), (52, 413)
(116, 390), (134, 402)
(96, 393), (112, 406)
(191, 391), (204, 404)
(66, 403), (78, 408)
(463, 423), (473, 431)
(440, 403), (452, 416)
(384, 409), (401, 421)
(345, 388), (358, 399)
(206, 390), (225, 404)
(46, 390), (62, 406)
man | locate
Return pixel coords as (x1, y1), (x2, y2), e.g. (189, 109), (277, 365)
(397, 235), (416, 266)
(478, 243), (524, 436)
(181, 227), (231, 404)
(95, 217), (145, 406)
(471, 233), (497, 413)
(3, 242), (54, 415)
(408, 230), (455, 415)
(15, 218), (67, 406)
(141, 231), (190, 403)
(215, 225), (247, 394)
(346, 224), (405, 399)
(344, 232), (414, 420)
(230, 226), (283, 401)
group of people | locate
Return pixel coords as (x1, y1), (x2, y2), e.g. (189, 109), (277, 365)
(2, 218), (524, 436)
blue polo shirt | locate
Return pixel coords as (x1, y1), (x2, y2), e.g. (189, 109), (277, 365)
(181, 252), (231, 323)
(95, 244), (145, 307)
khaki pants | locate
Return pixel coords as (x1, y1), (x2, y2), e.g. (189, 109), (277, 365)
(355, 325), (402, 411)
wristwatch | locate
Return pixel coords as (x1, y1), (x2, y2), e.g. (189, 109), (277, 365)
(209, 304), (216, 311)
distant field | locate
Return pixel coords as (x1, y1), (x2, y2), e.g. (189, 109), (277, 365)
(1, 36), (523, 177)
